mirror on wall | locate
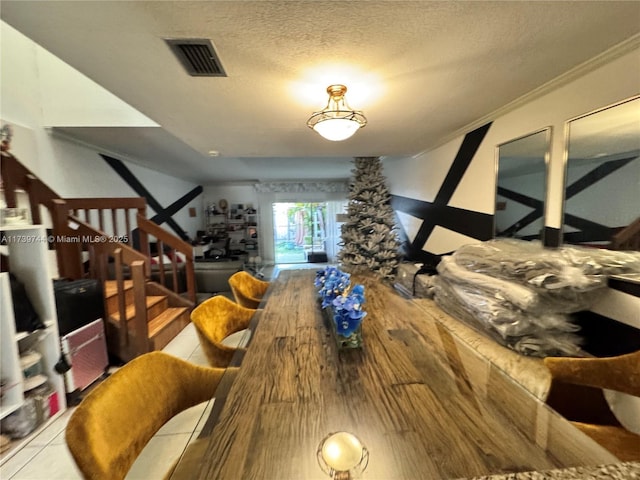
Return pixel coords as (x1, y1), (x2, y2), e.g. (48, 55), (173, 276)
(495, 128), (550, 241)
(563, 96), (640, 249)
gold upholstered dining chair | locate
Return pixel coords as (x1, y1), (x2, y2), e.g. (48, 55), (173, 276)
(228, 270), (270, 309)
(190, 294), (256, 367)
(65, 351), (225, 480)
(543, 349), (640, 461)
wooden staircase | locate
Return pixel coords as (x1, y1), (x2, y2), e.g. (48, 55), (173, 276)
(2, 151), (196, 363)
(103, 280), (191, 360)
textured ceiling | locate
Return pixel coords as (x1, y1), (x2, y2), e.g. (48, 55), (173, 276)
(2, 1), (639, 184)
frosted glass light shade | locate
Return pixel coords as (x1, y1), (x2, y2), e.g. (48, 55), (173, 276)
(313, 118), (361, 141)
(307, 84), (367, 141)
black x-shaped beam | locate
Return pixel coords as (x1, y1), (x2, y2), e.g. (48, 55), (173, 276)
(391, 123), (493, 265)
(102, 154), (202, 244)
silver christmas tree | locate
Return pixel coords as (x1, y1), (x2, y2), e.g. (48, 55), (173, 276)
(338, 157), (401, 280)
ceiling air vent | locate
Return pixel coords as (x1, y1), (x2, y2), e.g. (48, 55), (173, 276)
(165, 38), (226, 77)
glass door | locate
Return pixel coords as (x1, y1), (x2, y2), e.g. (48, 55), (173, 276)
(272, 202), (327, 264)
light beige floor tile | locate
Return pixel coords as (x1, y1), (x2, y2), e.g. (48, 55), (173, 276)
(194, 398), (215, 434)
(125, 433), (192, 480)
(9, 444), (82, 480)
(24, 408), (75, 446)
(0, 446), (41, 479)
(161, 337), (199, 360)
(221, 329), (250, 348)
(173, 322), (197, 340)
(162, 324), (200, 360)
(187, 347), (209, 367)
(49, 430), (67, 446)
(156, 402), (210, 436)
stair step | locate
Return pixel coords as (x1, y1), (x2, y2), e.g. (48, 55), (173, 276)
(104, 280), (135, 314)
(108, 295), (167, 323)
(149, 307), (190, 351)
(148, 307), (189, 338)
(104, 280), (133, 298)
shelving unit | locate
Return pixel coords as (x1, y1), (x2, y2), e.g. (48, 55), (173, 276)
(204, 211), (229, 242)
(204, 204), (259, 260)
(0, 225), (66, 463)
(0, 274), (23, 420)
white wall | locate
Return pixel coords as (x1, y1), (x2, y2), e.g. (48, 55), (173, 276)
(1, 21), (201, 240)
(385, 44), (640, 254)
(202, 185), (259, 221)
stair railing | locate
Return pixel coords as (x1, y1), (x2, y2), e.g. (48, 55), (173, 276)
(53, 201), (151, 357)
(3, 153), (196, 302)
(51, 197), (147, 280)
(137, 214), (196, 303)
(3, 152), (196, 360)
(1, 151), (58, 225)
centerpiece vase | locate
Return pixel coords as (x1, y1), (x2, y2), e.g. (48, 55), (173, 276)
(320, 305), (363, 350)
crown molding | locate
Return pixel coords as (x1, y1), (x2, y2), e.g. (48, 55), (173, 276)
(412, 33), (640, 159)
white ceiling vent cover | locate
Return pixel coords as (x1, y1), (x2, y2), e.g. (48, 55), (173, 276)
(165, 39), (226, 77)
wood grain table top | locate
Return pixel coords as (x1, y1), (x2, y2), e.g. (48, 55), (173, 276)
(171, 269), (618, 480)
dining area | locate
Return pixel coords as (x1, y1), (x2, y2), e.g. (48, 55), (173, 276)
(160, 268), (633, 480)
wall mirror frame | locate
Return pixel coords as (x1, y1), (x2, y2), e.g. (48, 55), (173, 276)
(562, 95), (640, 250)
(494, 127), (551, 243)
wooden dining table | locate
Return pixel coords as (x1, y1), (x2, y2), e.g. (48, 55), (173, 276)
(170, 269), (620, 479)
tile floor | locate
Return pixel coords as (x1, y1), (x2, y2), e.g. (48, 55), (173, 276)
(1, 322), (216, 480)
(0, 263), (326, 480)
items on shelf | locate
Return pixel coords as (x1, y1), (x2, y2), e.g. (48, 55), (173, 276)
(8, 273), (45, 333)
(2, 350), (57, 440)
(203, 201), (259, 259)
(0, 207), (30, 226)
(20, 351), (42, 379)
(0, 225), (67, 459)
(0, 380), (58, 439)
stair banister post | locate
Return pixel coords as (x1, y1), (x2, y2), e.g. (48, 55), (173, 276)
(93, 242), (109, 284)
(52, 199), (83, 279)
(131, 260), (150, 356)
(24, 174), (42, 225)
(185, 258), (196, 304)
(113, 248), (129, 351)
(137, 221), (151, 277)
(0, 152), (18, 208)
(170, 248), (179, 294)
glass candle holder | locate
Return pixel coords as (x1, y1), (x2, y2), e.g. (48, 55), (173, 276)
(317, 431), (369, 479)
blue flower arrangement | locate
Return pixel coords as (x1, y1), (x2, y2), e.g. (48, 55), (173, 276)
(331, 284), (366, 337)
(315, 266), (366, 348)
(315, 266), (351, 308)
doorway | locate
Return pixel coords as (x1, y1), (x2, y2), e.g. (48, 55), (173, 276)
(272, 202), (327, 264)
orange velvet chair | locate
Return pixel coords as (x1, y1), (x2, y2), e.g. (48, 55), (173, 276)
(65, 352), (225, 480)
(228, 270), (270, 309)
(543, 349), (640, 461)
(190, 294), (256, 367)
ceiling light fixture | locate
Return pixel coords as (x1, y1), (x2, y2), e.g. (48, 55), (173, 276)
(307, 85), (367, 141)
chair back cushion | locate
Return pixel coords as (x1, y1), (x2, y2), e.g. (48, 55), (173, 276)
(190, 295), (255, 367)
(66, 352), (223, 480)
(229, 271), (270, 309)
